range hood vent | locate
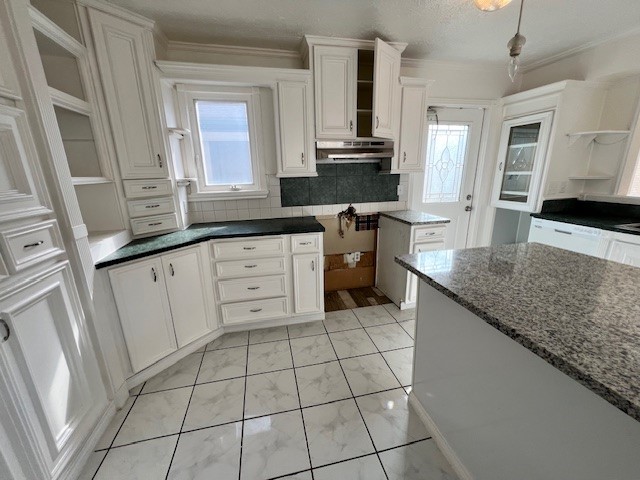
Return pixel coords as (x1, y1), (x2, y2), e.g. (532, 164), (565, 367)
(316, 139), (394, 164)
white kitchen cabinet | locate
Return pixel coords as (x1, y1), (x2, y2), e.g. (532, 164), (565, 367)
(605, 234), (640, 268)
(0, 263), (106, 479)
(109, 256), (177, 372)
(0, 19), (19, 100)
(292, 253), (322, 314)
(88, 9), (167, 179)
(405, 240), (445, 305)
(277, 80), (316, 176)
(397, 78), (429, 172)
(372, 38), (401, 139)
(313, 46), (357, 139)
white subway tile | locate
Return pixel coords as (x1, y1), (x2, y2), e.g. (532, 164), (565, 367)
(248, 199), (261, 209)
(291, 206), (303, 217)
(302, 206), (313, 216)
(213, 201), (226, 211)
(237, 209), (250, 220)
(190, 211), (203, 223)
(215, 211), (228, 221)
(259, 198), (271, 209)
(260, 208), (273, 218)
(225, 200), (237, 210)
(269, 175), (281, 186)
(202, 211), (216, 222)
(236, 200), (249, 209)
(226, 210), (239, 220)
(280, 207), (293, 217)
(270, 185), (281, 197)
(270, 196), (282, 208)
(249, 209), (261, 219)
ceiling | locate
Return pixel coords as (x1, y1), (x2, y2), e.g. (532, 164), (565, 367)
(106, 0), (640, 65)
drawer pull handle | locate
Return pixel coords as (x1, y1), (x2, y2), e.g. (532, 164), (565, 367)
(148, 222), (162, 226)
(376, 116), (380, 129)
(0, 318), (10, 342)
(250, 308), (262, 313)
(145, 204), (160, 209)
(311, 260), (315, 271)
(243, 247), (256, 250)
(169, 263), (175, 276)
(300, 241), (312, 246)
(422, 232), (436, 236)
(157, 154), (163, 168)
(23, 241), (44, 249)
(245, 264), (257, 269)
(141, 186), (158, 190)
(301, 152), (305, 165)
(349, 120), (353, 131)
(247, 286), (260, 290)
(554, 229), (572, 235)
(151, 267), (157, 282)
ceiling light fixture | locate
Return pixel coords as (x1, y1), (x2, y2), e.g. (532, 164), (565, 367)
(506, 0), (526, 82)
(473, 0), (513, 12)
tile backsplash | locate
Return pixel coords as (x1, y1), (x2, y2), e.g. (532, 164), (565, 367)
(187, 169), (410, 224)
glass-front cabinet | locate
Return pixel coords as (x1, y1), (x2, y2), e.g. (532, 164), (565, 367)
(492, 111), (554, 212)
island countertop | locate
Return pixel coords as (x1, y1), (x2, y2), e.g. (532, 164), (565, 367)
(396, 242), (640, 421)
(380, 210), (451, 226)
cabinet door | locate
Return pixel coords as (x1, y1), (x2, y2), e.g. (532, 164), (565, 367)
(313, 46), (357, 139)
(292, 253), (322, 314)
(607, 240), (640, 267)
(88, 10), (167, 179)
(0, 19), (19, 100)
(0, 264), (106, 477)
(162, 246), (215, 348)
(277, 80), (315, 176)
(372, 38), (401, 139)
(406, 240), (445, 304)
(109, 257), (177, 372)
(398, 83), (428, 171)
(492, 111), (554, 212)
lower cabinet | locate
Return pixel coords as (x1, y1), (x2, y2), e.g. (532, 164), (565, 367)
(109, 244), (215, 373)
(406, 240), (445, 305)
(605, 237), (640, 268)
(292, 253), (322, 314)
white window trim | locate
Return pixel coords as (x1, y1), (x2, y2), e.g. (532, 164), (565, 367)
(176, 84), (268, 200)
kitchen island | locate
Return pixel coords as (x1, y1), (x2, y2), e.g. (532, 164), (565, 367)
(396, 243), (640, 480)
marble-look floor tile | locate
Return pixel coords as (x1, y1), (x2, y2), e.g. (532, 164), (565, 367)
(380, 439), (459, 480)
(356, 388), (429, 450)
(207, 331), (249, 351)
(249, 326), (289, 344)
(244, 369), (299, 418)
(365, 323), (413, 352)
(183, 378), (244, 431)
(383, 303), (416, 322)
(288, 321), (326, 338)
(247, 340), (293, 375)
(95, 396), (135, 450)
(314, 454), (386, 480)
(290, 334), (337, 367)
(328, 329), (377, 359)
(352, 305), (396, 327)
(323, 310), (362, 332)
(279, 471), (312, 479)
(303, 398), (374, 467)
(340, 353), (401, 396)
(382, 347), (413, 386)
(95, 435), (177, 480)
(141, 353), (203, 394)
(197, 346), (247, 383)
(241, 410), (310, 480)
(295, 361), (351, 407)
(112, 388), (191, 447)
(78, 450), (107, 479)
(167, 422), (242, 480)
(399, 319), (416, 339)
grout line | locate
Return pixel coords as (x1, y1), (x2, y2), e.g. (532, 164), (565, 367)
(237, 329), (251, 480)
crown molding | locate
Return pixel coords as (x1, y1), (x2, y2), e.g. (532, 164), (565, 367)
(302, 35), (408, 53)
(401, 56), (505, 72)
(167, 40), (301, 60)
(76, 0), (155, 28)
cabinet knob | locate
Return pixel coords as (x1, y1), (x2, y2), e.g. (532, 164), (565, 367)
(349, 120), (353, 131)
(465, 206), (472, 212)
(0, 317), (10, 342)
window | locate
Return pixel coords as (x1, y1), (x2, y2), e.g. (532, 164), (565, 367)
(178, 85), (267, 199)
(423, 124), (470, 203)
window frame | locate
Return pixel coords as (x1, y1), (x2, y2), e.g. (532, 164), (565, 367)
(176, 84), (268, 199)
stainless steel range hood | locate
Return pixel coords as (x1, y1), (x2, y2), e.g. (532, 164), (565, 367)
(316, 139), (394, 164)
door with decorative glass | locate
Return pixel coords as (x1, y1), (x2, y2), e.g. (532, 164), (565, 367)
(411, 108), (484, 249)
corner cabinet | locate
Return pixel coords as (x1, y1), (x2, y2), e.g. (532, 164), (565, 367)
(396, 78), (430, 172)
(277, 79), (316, 177)
(88, 9), (168, 179)
(491, 111), (554, 212)
(372, 38), (401, 139)
(109, 244), (216, 373)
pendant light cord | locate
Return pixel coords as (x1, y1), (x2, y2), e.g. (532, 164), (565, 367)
(516, 0), (525, 34)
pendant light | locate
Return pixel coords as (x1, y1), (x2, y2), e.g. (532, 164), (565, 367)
(507, 0), (526, 81)
(474, 0), (513, 11)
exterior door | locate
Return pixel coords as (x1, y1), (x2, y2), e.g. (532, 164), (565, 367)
(411, 107), (484, 249)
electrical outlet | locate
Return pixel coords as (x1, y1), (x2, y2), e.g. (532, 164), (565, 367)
(354, 252), (361, 262)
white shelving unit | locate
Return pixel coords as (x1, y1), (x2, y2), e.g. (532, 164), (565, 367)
(566, 130), (630, 146)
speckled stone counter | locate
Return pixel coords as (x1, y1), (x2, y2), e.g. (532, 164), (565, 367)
(396, 243), (640, 421)
(380, 210), (450, 226)
(96, 217), (325, 269)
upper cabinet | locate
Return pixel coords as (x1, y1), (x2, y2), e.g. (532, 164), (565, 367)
(397, 78), (430, 172)
(88, 10), (168, 179)
(313, 46), (357, 139)
(0, 20), (19, 100)
(372, 38), (401, 139)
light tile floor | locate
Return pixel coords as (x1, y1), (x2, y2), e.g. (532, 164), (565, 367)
(82, 305), (459, 480)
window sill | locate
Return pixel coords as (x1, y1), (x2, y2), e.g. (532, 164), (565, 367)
(188, 189), (270, 201)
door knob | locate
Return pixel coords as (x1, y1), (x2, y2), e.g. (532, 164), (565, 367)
(465, 206), (472, 212)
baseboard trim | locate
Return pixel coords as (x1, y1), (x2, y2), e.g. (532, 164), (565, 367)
(408, 392), (474, 480)
(222, 312), (325, 332)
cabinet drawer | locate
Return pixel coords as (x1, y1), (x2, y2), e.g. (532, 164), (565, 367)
(211, 237), (285, 259)
(0, 220), (64, 273)
(412, 240), (445, 253)
(291, 234), (320, 253)
(218, 275), (287, 303)
(130, 213), (178, 235)
(123, 179), (173, 198)
(221, 297), (289, 325)
(412, 225), (446, 243)
(215, 257), (286, 278)
(127, 197), (175, 218)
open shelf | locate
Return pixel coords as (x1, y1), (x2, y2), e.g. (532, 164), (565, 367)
(568, 175), (614, 181)
(71, 176), (113, 186)
(88, 229), (132, 263)
(567, 130), (630, 146)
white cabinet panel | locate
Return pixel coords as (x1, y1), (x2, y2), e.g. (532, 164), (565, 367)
(220, 297), (288, 325)
(0, 220), (64, 274)
(406, 240), (446, 305)
(313, 46), (357, 139)
(127, 196), (175, 218)
(162, 247), (214, 347)
(218, 275), (287, 303)
(0, 19), (19, 100)
(109, 257), (177, 372)
(88, 10), (167, 179)
(215, 257), (286, 279)
(372, 38), (400, 139)
(277, 80), (315, 176)
(397, 81), (428, 171)
(292, 253), (322, 314)
(212, 237), (285, 259)
(607, 239), (640, 268)
(130, 213), (178, 236)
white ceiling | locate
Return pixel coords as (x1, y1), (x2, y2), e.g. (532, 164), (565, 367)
(106, 0), (640, 65)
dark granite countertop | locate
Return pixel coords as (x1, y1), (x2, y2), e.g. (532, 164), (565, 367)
(96, 217), (325, 269)
(396, 243), (640, 421)
(531, 212), (640, 235)
(380, 210), (451, 226)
